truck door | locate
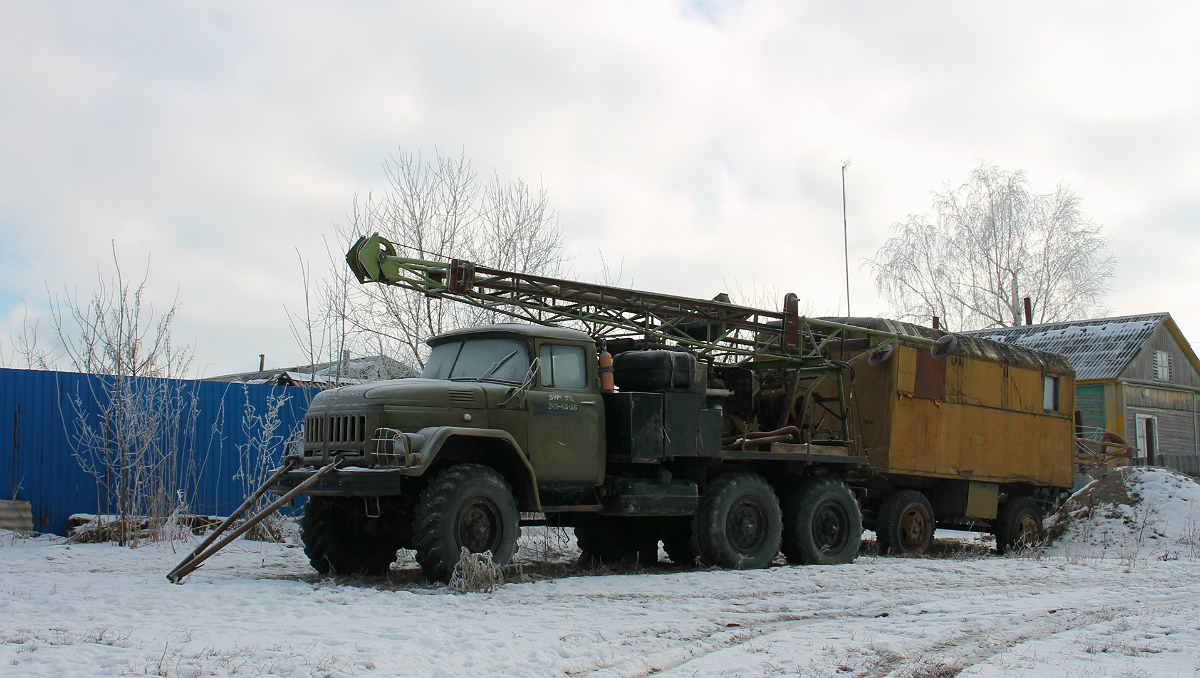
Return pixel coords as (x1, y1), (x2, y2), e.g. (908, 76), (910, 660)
(524, 342), (604, 485)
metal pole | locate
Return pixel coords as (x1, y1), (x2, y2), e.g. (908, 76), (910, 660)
(167, 458), (297, 581)
(167, 458), (344, 583)
(841, 159), (852, 317)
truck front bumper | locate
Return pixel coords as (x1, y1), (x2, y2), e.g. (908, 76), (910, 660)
(268, 467), (409, 497)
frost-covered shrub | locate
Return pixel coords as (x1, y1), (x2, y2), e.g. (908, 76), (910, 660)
(448, 547), (503, 593)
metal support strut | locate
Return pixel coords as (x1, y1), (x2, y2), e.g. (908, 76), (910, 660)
(167, 457), (344, 583)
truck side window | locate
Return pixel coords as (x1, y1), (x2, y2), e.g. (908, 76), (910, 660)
(539, 344), (588, 389)
(539, 345), (553, 386)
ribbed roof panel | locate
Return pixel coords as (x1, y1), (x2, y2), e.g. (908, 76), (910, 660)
(963, 314), (1166, 380)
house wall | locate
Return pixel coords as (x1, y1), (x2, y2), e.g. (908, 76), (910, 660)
(1076, 383), (1106, 431)
(1111, 322), (1200, 475)
(1122, 324), (1200, 388)
(1121, 386), (1199, 474)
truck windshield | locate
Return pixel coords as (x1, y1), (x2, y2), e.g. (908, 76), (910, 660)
(421, 338), (530, 383)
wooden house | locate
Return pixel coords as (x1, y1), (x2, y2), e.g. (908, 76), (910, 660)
(967, 313), (1200, 475)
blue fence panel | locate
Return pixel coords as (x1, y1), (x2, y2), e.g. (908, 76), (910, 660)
(0, 367), (317, 535)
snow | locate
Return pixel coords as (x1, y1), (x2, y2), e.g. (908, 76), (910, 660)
(2, 469), (1199, 677)
(1047, 466), (1200, 562)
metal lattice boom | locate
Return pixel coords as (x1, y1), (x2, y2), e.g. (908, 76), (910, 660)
(347, 233), (935, 367)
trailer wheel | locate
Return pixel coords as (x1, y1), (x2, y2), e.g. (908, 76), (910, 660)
(781, 477), (862, 565)
(412, 464), (520, 583)
(995, 496), (1043, 555)
(575, 518), (658, 566)
(300, 497), (407, 576)
(694, 473), (782, 569)
(875, 490), (935, 556)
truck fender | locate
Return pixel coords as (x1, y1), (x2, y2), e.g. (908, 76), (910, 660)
(411, 426), (541, 511)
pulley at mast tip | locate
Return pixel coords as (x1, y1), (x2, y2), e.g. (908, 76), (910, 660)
(346, 233), (395, 284)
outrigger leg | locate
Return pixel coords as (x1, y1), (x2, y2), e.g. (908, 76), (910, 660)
(167, 457), (344, 583)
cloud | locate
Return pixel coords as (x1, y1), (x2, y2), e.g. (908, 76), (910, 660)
(2, 0), (1199, 372)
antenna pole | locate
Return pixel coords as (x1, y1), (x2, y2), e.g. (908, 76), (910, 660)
(841, 159), (852, 317)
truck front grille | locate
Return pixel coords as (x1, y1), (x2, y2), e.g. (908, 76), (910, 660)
(304, 416), (324, 443)
(329, 414), (367, 444)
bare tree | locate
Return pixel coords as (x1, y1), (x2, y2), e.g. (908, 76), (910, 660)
(864, 163), (1116, 331)
(294, 149), (566, 371)
(40, 248), (202, 545)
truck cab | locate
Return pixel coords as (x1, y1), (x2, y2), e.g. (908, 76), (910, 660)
(297, 324), (604, 486)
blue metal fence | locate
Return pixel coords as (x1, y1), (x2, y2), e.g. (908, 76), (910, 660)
(0, 367), (315, 535)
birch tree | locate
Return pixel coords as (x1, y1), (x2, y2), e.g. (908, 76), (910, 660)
(864, 163), (1116, 331)
(296, 149), (566, 370)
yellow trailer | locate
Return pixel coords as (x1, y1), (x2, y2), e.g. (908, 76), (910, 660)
(833, 318), (1075, 554)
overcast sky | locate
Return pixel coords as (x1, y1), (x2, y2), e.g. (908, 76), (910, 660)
(2, 1), (1198, 375)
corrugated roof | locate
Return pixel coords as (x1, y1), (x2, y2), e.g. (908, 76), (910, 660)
(962, 313), (1167, 380)
(825, 317), (1074, 374)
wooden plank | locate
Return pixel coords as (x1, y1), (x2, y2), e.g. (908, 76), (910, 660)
(0, 500), (34, 534)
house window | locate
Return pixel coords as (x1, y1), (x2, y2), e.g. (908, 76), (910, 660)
(1042, 374), (1060, 412)
(1154, 350), (1173, 382)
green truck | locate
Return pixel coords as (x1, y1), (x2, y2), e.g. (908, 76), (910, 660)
(277, 321), (875, 582)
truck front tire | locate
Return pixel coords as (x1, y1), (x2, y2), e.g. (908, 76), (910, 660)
(413, 464), (520, 583)
(781, 477), (862, 565)
(694, 473), (782, 570)
(995, 496), (1043, 555)
(300, 497), (406, 576)
(875, 490), (935, 556)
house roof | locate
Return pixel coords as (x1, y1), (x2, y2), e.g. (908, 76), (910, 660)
(207, 354), (417, 387)
(962, 313), (1173, 381)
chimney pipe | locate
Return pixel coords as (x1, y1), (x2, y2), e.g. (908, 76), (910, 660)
(932, 316), (940, 330)
(258, 354), (265, 371)
(1023, 297), (1033, 326)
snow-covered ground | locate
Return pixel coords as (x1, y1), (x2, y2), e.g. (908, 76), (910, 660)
(3, 469), (1200, 678)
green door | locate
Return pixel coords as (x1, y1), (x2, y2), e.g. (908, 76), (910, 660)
(524, 342), (604, 485)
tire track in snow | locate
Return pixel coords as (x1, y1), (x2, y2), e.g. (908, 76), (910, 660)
(869, 596), (1198, 678)
(574, 579), (1195, 678)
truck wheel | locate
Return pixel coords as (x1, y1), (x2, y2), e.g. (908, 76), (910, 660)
(660, 518), (699, 566)
(694, 473), (782, 569)
(412, 464), (520, 583)
(781, 477), (862, 565)
(875, 490), (935, 556)
(995, 496), (1043, 555)
(300, 497), (406, 576)
(575, 519), (657, 566)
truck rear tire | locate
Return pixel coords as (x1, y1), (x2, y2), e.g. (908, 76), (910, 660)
(875, 490), (935, 556)
(413, 464), (520, 583)
(694, 473), (782, 569)
(995, 496), (1043, 555)
(300, 497), (406, 576)
(781, 477), (862, 565)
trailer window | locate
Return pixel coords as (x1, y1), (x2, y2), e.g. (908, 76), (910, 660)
(538, 344), (588, 389)
(1043, 375), (1060, 412)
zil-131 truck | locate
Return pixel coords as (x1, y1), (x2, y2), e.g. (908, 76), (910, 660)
(259, 235), (1075, 583)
